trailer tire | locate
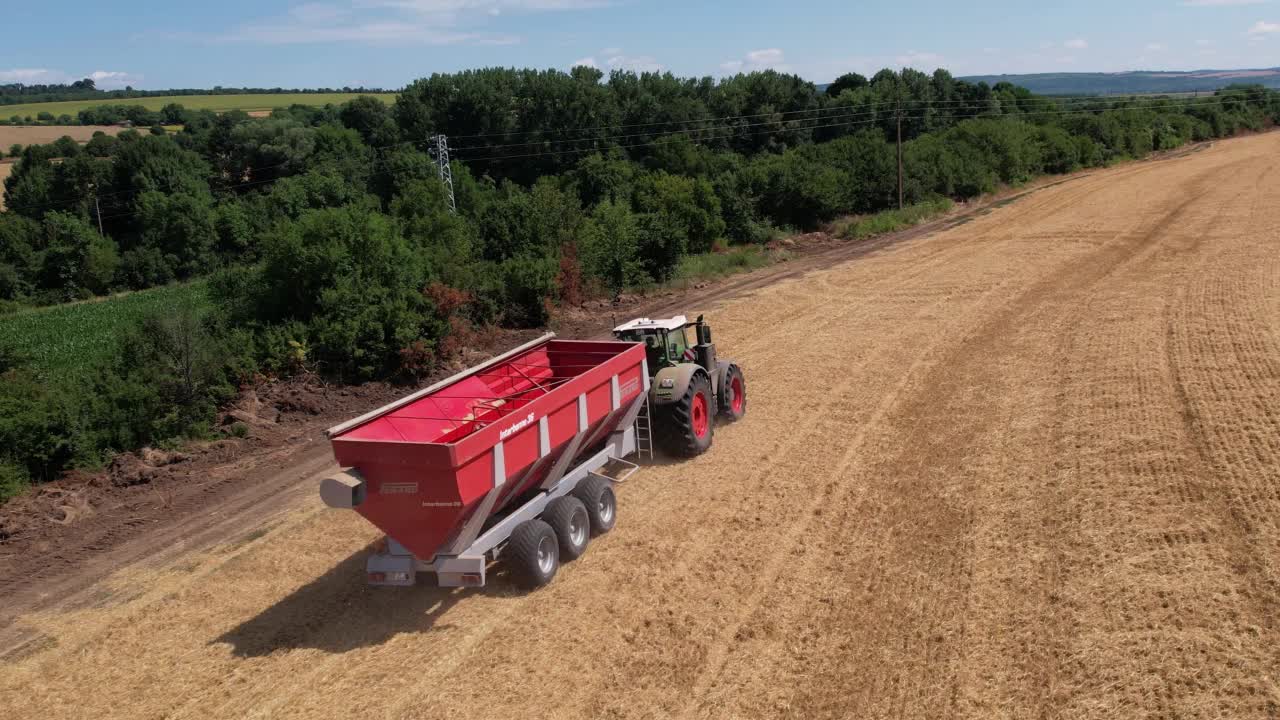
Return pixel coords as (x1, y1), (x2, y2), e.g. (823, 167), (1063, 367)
(507, 519), (559, 588)
(544, 496), (590, 561)
(572, 476), (617, 536)
(657, 371), (714, 457)
(718, 364), (747, 421)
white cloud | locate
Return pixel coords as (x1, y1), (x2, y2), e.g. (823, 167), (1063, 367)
(605, 53), (661, 73)
(0, 68), (141, 89)
(224, 0), (607, 46)
(1248, 20), (1280, 33)
(746, 48), (784, 65)
(1145, 42), (1167, 51)
(571, 48), (661, 73)
(1064, 37), (1089, 49)
(896, 50), (944, 68)
(0, 68), (63, 83)
(719, 48), (788, 74)
(89, 70), (144, 89)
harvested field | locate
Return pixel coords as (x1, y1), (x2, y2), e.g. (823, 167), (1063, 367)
(4, 132), (1280, 719)
(0, 93), (397, 121)
(0, 162), (9, 210)
(0, 124), (126, 148)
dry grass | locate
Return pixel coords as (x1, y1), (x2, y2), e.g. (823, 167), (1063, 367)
(4, 133), (1280, 718)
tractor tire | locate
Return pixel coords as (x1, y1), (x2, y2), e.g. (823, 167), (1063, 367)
(506, 519), (559, 589)
(543, 496), (590, 561)
(656, 371), (714, 457)
(718, 364), (747, 421)
(572, 476), (617, 536)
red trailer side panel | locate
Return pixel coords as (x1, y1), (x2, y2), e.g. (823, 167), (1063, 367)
(329, 339), (646, 561)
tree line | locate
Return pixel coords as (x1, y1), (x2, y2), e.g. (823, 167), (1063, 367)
(0, 78), (390, 109)
(1, 65), (1278, 500)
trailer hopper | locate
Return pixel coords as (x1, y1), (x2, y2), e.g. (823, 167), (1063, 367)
(322, 333), (650, 587)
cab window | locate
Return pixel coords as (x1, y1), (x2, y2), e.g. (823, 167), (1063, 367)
(668, 326), (689, 361)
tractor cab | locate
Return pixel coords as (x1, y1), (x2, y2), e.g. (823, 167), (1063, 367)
(612, 314), (746, 457)
(612, 316), (698, 370)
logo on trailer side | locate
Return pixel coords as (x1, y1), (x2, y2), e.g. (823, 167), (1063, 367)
(499, 412), (536, 440)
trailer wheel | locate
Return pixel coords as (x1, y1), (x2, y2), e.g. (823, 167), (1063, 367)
(718, 364), (747, 421)
(572, 476), (617, 536)
(657, 371), (714, 457)
(544, 496), (590, 561)
(507, 519), (559, 588)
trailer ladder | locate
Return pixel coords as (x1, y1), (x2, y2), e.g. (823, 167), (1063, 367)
(635, 394), (654, 460)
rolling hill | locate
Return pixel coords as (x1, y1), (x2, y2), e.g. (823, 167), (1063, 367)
(958, 68), (1280, 95)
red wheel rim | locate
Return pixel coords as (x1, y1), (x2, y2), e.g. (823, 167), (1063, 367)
(692, 392), (709, 438)
(730, 376), (744, 413)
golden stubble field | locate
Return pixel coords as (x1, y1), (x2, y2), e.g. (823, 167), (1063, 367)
(3, 133), (1280, 719)
(0, 125), (125, 148)
(0, 162), (10, 210)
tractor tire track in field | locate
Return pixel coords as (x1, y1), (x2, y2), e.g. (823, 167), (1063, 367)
(4, 134), (1280, 719)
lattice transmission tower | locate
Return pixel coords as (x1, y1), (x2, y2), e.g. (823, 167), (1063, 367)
(428, 134), (457, 214)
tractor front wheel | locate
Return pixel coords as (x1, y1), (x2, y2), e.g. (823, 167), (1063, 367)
(657, 372), (714, 457)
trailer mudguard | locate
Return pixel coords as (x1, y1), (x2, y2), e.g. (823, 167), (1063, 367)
(651, 364), (710, 406)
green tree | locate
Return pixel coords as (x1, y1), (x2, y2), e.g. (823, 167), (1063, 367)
(634, 172), (724, 254)
(580, 200), (644, 296)
(37, 212), (118, 298)
(826, 72), (869, 97)
(135, 191), (219, 279)
(235, 205), (441, 380)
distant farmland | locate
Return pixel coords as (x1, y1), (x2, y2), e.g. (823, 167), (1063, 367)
(0, 93), (398, 121)
(0, 161), (10, 210)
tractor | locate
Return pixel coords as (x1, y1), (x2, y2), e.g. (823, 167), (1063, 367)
(612, 315), (747, 457)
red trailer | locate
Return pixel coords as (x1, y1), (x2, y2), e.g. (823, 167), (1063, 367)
(321, 334), (651, 588)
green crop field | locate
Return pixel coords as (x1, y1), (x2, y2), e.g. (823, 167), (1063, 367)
(0, 281), (208, 381)
(0, 93), (397, 121)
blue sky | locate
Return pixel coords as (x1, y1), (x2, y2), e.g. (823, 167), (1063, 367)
(6, 0), (1280, 90)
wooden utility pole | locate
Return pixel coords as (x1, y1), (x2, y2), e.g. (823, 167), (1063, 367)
(89, 183), (104, 236)
(896, 92), (904, 210)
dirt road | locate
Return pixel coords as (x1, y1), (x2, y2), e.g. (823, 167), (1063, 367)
(4, 133), (1280, 719)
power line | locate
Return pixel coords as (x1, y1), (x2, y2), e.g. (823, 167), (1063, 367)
(4, 89), (1277, 218)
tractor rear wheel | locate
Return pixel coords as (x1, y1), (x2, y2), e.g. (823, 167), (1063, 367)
(507, 519), (559, 589)
(657, 372), (714, 457)
(718, 364), (747, 421)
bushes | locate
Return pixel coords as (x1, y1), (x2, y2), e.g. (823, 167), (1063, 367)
(0, 365), (79, 483)
(633, 172), (724, 254)
(0, 299), (241, 495)
(221, 204), (448, 380)
(0, 462), (28, 504)
(838, 198), (953, 240)
(580, 200), (645, 297)
(86, 303), (236, 451)
(38, 212), (118, 299)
